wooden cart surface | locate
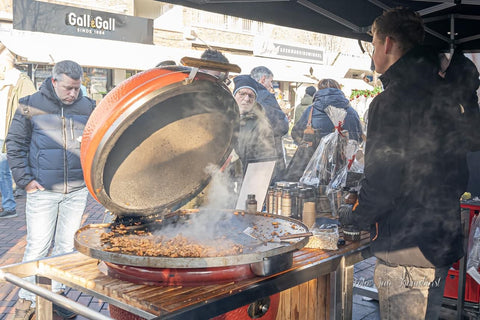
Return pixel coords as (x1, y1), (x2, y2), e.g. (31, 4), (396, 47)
(0, 232), (371, 320)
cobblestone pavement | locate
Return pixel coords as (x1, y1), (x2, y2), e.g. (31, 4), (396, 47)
(0, 195), (109, 320)
(0, 194), (380, 319)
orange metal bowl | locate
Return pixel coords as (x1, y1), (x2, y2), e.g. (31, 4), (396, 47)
(81, 67), (239, 216)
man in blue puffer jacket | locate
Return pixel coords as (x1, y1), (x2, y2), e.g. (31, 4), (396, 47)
(291, 78), (363, 147)
(6, 60), (95, 319)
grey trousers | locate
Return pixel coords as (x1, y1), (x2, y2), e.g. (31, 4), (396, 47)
(373, 259), (449, 320)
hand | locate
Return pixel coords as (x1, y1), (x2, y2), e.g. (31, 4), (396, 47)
(25, 180), (45, 193)
(338, 204), (355, 226)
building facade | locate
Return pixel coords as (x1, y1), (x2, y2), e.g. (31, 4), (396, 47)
(0, 0), (372, 105)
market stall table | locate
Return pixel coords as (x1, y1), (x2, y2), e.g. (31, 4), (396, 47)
(0, 231), (371, 320)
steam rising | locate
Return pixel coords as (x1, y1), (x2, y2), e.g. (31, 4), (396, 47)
(152, 164), (239, 244)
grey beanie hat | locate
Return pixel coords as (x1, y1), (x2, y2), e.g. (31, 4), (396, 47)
(233, 75), (258, 97)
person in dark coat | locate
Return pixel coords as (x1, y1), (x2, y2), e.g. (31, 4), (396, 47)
(250, 66), (288, 181)
(293, 85), (316, 125)
(342, 8), (479, 319)
(233, 75), (276, 172)
(7, 60), (95, 319)
(291, 79), (363, 147)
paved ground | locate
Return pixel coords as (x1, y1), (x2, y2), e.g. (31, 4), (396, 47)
(0, 195), (110, 320)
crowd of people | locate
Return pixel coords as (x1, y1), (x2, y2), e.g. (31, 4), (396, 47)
(0, 6), (479, 320)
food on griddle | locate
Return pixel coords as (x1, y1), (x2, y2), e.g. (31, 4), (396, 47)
(100, 225), (243, 258)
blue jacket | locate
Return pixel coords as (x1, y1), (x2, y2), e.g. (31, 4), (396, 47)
(255, 84), (289, 138)
(291, 88), (363, 145)
(6, 77), (95, 193)
(255, 83), (289, 180)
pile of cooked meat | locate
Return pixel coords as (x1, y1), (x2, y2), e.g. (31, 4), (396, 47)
(100, 225), (243, 258)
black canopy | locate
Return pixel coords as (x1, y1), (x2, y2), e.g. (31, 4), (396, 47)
(158, 0), (480, 52)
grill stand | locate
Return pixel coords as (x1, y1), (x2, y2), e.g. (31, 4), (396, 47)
(0, 232), (371, 320)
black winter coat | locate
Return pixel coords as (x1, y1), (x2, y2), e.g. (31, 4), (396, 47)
(291, 88), (363, 146)
(353, 46), (466, 268)
(6, 77), (95, 193)
(255, 85), (289, 139)
(255, 83), (288, 180)
(236, 107), (276, 172)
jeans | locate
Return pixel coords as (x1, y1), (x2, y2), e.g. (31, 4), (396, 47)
(18, 187), (89, 304)
(0, 152), (16, 212)
(374, 259), (449, 320)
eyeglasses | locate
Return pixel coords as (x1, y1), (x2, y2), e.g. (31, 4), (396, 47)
(236, 91), (255, 100)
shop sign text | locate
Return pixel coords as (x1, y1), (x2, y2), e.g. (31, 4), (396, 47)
(66, 13), (115, 35)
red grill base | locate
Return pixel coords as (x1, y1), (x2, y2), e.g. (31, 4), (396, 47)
(106, 262), (256, 286)
(109, 294), (279, 320)
(106, 263), (279, 320)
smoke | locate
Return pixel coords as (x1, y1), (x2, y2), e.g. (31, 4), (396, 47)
(152, 163), (239, 244)
(202, 163), (239, 210)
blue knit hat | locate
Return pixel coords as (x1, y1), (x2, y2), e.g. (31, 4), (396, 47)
(305, 86), (316, 97)
(233, 75), (258, 97)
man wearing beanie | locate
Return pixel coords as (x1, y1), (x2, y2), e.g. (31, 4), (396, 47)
(232, 75), (276, 175)
(294, 86), (316, 125)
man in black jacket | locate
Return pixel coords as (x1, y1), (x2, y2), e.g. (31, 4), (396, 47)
(345, 8), (479, 319)
(250, 66), (288, 182)
(7, 60), (95, 320)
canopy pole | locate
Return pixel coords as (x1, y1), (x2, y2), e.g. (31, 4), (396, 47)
(450, 14), (455, 54)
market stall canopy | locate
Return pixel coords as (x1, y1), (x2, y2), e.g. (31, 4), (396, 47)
(0, 28), (356, 82)
(158, 0), (480, 52)
(0, 29), (188, 70)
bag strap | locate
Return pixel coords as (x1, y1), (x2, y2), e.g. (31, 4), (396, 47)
(306, 106), (313, 128)
(303, 106), (315, 143)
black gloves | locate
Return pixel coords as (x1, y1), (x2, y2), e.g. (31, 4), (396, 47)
(338, 204), (361, 241)
(338, 204), (355, 227)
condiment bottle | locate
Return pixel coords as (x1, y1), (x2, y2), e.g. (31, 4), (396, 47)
(246, 194), (257, 214)
(299, 189), (307, 220)
(274, 186), (283, 215)
(302, 201), (316, 229)
(281, 189), (292, 217)
(266, 187), (275, 213)
(302, 187), (316, 228)
(290, 187), (299, 219)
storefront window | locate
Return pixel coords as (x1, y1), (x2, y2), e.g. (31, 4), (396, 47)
(84, 67), (110, 102)
(33, 64), (53, 89)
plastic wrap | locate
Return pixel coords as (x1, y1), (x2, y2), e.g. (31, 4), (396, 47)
(300, 106), (348, 187)
(327, 140), (361, 192)
(326, 140), (363, 216)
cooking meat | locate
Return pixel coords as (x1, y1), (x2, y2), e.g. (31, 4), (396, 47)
(100, 225), (243, 257)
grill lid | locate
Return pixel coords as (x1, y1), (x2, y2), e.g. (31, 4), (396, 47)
(80, 65), (240, 217)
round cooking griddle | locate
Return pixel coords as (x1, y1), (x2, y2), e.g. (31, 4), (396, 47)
(74, 211), (309, 268)
(81, 67), (239, 217)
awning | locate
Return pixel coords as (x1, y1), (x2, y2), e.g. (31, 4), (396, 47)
(0, 28), (371, 83)
(0, 29), (188, 70)
(161, 0), (480, 52)
(224, 53), (363, 84)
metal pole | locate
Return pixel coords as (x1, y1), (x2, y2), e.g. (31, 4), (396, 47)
(0, 272), (113, 320)
(450, 14), (455, 55)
